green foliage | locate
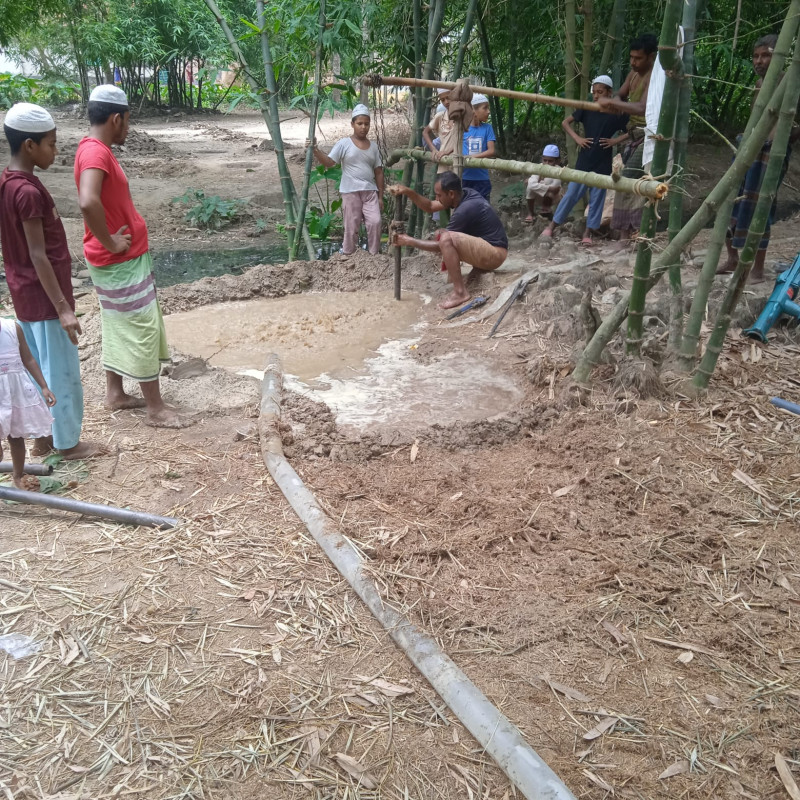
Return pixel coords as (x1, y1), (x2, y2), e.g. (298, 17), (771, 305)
(0, 73), (80, 109)
(173, 189), (247, 230)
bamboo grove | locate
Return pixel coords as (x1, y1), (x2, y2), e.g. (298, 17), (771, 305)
(2, 0), (797, 391)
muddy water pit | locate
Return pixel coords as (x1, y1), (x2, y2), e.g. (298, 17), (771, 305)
(164, 290), (523, 431)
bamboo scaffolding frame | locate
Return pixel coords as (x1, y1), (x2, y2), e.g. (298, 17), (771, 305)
(386, 148), (667, 199)
(362, 75), (601, 112)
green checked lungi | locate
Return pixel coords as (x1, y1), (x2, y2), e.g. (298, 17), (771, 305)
(87, 251), (169, 382)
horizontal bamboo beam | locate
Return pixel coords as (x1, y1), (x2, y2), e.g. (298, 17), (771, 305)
(386, 148), (668, 200)
(362, 74), (601, 112)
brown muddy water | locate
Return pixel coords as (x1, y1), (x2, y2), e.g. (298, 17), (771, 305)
(164, 290), (523, 432)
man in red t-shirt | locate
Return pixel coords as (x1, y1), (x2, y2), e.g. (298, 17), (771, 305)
(75, 86), (192, 429)
(0, 102), (104, 460)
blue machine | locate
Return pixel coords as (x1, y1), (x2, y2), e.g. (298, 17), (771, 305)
(743, 252), (800, 342)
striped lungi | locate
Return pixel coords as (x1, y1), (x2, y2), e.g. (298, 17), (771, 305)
(611, 137), (646, 235)
(87, 251), (169, 382)
(730, 140), (791, 252)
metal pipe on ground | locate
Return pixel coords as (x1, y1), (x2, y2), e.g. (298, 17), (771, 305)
(386, 148), (668, 200)
(258, 353), (577, 800)
(0, 462), (53, 476)
(771, 397), (800, 415)
(0, 487), (180, 529)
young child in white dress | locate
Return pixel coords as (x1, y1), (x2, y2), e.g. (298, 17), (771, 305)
(0, 318), (56, 490)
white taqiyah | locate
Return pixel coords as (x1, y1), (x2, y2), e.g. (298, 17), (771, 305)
(89, 85), (129, 106)
(351, 103), (370, 119)
(470, 93), (489, 106)
(543, 144), (560, 158)
(591, 75), (613, 89)
(3, 102), (56, 133)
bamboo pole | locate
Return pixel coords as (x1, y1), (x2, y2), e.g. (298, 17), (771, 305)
(598, 0), (621, 76)
(564, 0), (579, 165)
(571, 77), (789, 386)
(386, 148), (667, 198)
(665, 0), (698, 354)
(476, 9), (506, 154)
(678, 0), (800, 371)
(611, 0), (626, 88)
(625, 0), (683, 356)
(289, 0), (326, 261)
(453, 0), (480, 81)
(692, 44), (800, 391)
(579, 0), (594, 103)
(361, 75), (602, 113)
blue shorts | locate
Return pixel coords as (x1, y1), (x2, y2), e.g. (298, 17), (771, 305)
(462, 179), (492, 201)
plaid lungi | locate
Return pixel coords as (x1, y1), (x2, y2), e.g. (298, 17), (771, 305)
(730, 141), (791, 251)
(611, 137), (646, 234)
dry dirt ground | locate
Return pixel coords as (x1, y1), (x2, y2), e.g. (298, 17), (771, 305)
(0, 108), (799, 800)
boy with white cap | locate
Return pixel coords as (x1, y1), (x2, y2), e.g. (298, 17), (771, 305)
(75, 85), (191, 429)
(0, 102), (105, 460)
(541, 76), (628, 245)
(524, 144), (563, 221)
(423, 89), (458, 171)
(461, 94), (496, 201)
(307, 104), (384, 254)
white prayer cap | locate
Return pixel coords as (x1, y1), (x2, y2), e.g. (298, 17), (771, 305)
(3, 102), (55, 133)
(351, 103), (370, 119)
(436, 87), (451, 95)
(471, 93), (489, 106)
(592, 75), (613, 89)
(89, 84), (129, 107)
(543, 144), (560, 158)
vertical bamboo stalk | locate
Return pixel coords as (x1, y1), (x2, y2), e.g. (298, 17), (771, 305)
(571, 77), (789, 385)
(598, 0), (620, 76)
(289, 0), (326, 261)
(678, 0), (800, 370)
(477, 9), (506, 155)
(579, 0), (594, 102)
(692, 45), (800, 391)
(508, 0), (518, 141)
(611, 0), (626, 89)
(625, 0), (683, 356)
(453, 0), (480, 81)
(564, 0), (579, 165)
(665, 0), (699, 353)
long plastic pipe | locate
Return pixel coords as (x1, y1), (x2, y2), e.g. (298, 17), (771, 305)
(770, 397), (800, 415)
(0, 462), (53, 476)
(0, 487), (179, 529)
(259, 354), (577, 800)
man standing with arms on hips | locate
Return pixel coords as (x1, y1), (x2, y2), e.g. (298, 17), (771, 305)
(75, 85), (192, 428)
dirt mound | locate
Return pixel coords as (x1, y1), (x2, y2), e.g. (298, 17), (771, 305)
(120, 127), (173, 156)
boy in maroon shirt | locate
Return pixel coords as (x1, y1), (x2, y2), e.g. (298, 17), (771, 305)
(0, 103), (103, 460)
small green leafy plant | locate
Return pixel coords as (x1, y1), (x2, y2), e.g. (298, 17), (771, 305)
(173, 189), (246, 231)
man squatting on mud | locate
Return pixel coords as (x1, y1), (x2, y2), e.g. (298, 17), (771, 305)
(389, 172), (508, 310)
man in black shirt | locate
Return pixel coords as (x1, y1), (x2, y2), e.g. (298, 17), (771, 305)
(390, 171), (508, 309)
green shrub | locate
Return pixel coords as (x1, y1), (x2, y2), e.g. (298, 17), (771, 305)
(173, 189), (246, 231)
(0, 73), (81, 109)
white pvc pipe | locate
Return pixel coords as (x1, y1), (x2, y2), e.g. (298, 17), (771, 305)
(259, 355), (576, 800)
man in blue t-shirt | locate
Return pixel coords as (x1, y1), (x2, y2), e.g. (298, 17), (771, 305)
(461, 94), (496, 200)
(389, 171), (508, 310)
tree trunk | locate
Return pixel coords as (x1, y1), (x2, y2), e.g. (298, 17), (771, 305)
(579, 0), (593, 102)
(572, 77), (789, 385)
(289, 0), (326, 261)
(665, 0), (699, 353)
(625, 0), (683, 356)
(563, 0), (579, 165)
(692, 42), (800, 391)
(477, 10), (505, 155)
(453, 0), (480, 81)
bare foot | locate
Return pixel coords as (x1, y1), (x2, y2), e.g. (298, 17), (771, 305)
(748, 269), (766, 284)
(59, 441), (109, 460)
(12, 475), (40, 491)
(31, 436), (54, 457)
(438, 291), (470, 310)
(145, 408), (197, 429)
(716, 256), (738, 275)
(105, 394), (147, 410)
